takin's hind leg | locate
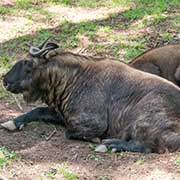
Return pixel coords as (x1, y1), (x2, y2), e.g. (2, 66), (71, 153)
(1, 107), (64, 131)
(95, 139), (152, 153)
(161, 131), (180, 153)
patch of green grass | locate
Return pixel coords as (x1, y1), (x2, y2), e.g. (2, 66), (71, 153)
(124, 7), (154, 22)
(0, 55), (11, 74)
(0, 147), (17, 160)
(123, 0), (180, 22)
(135, 157), (145, 165)
(99, 176), (111, 180)
(175, 158), (180, 166)
(161, 32), (172, 41)
(88, 154), (101, 161)
(15, 0), (33, 9)
(59, 20), (98, 48)
(0, 55), (12, 99)
(2, 35), (31, 53)
(43, 0), (125, 8)
(0, 157), (7, 168)
(44, 168), (57, 179)
(58, 164), (79, 180)
(151, 15), (168, 25)
(137, 0), (180, 7)
(89, 144), (96, 151)
(125, 48), (144, 62)
(110, 44), (121, 57)
(143, 14), (168, 26)
(0, 85), (9, 100)
(33, 29), (53, 45)
(100, 26), (113, 33)
(0, 147), (18, 168)
(0, 6), (10, 15)
(73, 0), (109, 8)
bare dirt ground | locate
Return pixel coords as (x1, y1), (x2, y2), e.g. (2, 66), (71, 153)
(1, 102), (180, 180)
(1, 1), (180, 180)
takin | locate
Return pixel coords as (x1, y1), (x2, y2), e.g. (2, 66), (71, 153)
(131, 44), (180, 86)
(2, 39), (180, 154)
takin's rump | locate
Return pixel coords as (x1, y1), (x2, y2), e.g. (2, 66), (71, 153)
(2, 40), (180, 154)
(131, 44), (180, 86)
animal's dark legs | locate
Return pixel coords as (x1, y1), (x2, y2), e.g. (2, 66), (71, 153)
(161, 131), (180, 152)
(1, 107), (64, 131)
(95, 139), (152, 153)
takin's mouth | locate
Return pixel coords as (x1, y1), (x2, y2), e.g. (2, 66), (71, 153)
(4, 84), (23, 94)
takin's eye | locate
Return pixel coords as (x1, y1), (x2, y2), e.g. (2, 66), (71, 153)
(23, 60), (34, 73)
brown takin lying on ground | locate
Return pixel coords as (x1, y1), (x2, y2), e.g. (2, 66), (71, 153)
(2, 39), (180, 154)
(131, 44), (180, 86)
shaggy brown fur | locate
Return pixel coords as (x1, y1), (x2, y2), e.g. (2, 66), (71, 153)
(131, 44), (180, 86)
(3, 48), (180, 153)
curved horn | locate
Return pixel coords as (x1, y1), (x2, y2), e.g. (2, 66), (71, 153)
(29, 46), (58, 57)
(37, 38), (51, 49)
(29, 46), (41, 56)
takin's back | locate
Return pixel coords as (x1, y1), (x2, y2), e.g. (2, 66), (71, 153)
(130, 44), (180, 86)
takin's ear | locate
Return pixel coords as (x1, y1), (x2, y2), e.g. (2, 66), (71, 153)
(44, 49), (59, 59)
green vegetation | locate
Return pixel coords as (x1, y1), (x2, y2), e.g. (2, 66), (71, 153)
(125, 48), (144, 62)
(88, 153), (101, 161)
(0, 55), (11, 99)
(123, 0), (179, 22)
(34, 29), (53, 44)
(15, 0), (33, 9)
(135, 157), (145, 165)
(0, 55), (11, 70)
(175, 158), (180, 166)
(1, 0), (180, 178)
(89, 144), (96, 151)
(99, 176), (111, 180)
(0, 6), (10, 15)
(0, 147), (18, 168)
(44, 168), (57, 179)
(58, 164), (79, 180)
(59, 20), (98, 48)
(0, 84), (9, 100)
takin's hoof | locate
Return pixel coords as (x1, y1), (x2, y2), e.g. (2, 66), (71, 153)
(1, 120), (19, 131)
(95, 144), (108, 153)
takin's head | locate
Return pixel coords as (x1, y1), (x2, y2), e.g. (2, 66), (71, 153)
(3, 39), (59, 102)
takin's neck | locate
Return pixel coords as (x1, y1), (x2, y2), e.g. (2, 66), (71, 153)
(34, 58), (92, 107)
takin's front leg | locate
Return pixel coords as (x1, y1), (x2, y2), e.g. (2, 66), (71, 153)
(1, 107), (64, 131)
